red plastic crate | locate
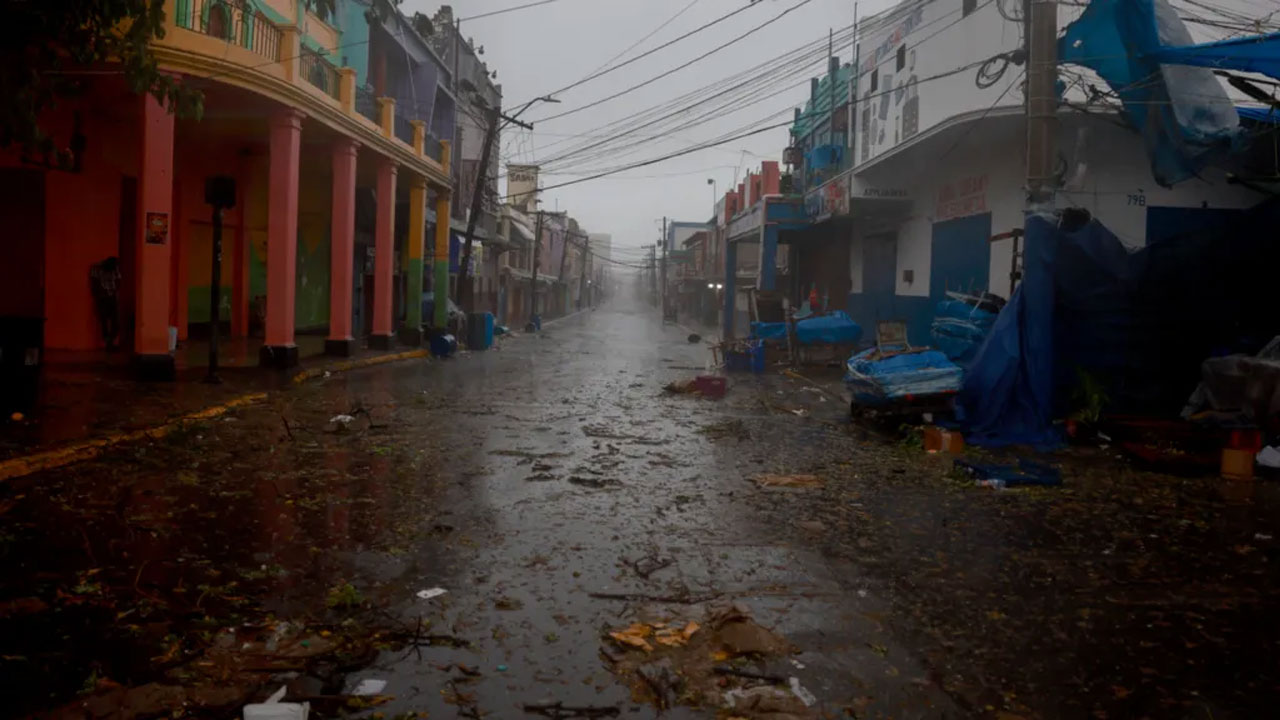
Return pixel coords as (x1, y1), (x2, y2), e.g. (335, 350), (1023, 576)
(693, 375), (727, 398)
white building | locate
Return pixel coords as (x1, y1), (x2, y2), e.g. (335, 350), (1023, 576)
(785, 0), (1279, 344)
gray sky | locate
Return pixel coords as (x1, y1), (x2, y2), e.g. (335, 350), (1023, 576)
(400, 0), (896, 265)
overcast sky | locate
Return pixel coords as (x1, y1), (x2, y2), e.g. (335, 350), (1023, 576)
(400, 0), (896, 265)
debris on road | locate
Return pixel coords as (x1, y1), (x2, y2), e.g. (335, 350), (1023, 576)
(416, 587), (448, 600)
(348, 678), (387, 696)
(754, 473), (823, 489)
(244, 686), (309, 720)
(601, 602), (798, 715)
(524, 700), (620, 718)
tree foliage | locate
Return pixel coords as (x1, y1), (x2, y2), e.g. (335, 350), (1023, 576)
(0, 0), (203, 157)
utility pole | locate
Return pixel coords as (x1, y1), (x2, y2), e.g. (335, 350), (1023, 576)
(530, 209), (543, 327)
(578, 236), (590, 310)
(648, 245), (657, 302)
(1025, 0), (1058, 210)
(456, 103), (536, 313)
(659, 217), (668, 322)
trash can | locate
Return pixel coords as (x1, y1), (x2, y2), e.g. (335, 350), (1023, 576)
(0, 316), (43, 413)
(466, 312), (494, 350)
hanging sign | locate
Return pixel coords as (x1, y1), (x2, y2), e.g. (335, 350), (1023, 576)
(145, 212), (169, 245)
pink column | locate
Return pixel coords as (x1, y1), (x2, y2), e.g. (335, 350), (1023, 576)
(326, 138), (359, 356)
(260, 109), (303, 368)
(370, 158), (397, 349)
(133, 91), (176, 380)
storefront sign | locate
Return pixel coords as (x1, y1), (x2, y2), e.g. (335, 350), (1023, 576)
(145, 212), (169, 245)
(726, 201), (763, 240)
(805, 172), (850, 221)
(935, 175), (988, 221)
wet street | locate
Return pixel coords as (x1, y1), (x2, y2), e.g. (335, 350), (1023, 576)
(3, 301), (1280, 719)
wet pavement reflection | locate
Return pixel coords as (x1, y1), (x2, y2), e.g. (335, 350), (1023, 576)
(2, 301), (1279, 718)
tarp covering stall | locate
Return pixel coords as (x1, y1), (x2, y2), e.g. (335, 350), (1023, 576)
(956, 214), (1061, 448)
(750, 311), (862, 346)
(845, 348), (964, 406)
(959, 200), (1280, 447)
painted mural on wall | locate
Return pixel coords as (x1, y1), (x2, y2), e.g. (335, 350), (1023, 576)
(854, 0), (1022, 166)
(858, 4), (924, 163)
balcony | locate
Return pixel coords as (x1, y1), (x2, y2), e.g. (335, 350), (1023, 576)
(299, 47), (340, 100)
(394, 107), (416, 146)
(174, 0), (281, 62)
(159, 0), (448, 185)
(355, 84), (380, 125)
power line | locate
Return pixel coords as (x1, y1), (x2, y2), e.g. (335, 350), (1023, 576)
(532, 0), (818, 124)
(459, 0), (564, 23)
(529, 0), (979, 169)
(531, 24), (855, 169)
(517, 56), (994, 197)
(583, 0), (704, 78)
(515, 0), (765, 106)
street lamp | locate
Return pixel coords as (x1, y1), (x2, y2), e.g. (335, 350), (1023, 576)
(707, 177), (716, 207)
(707, 283), (714, 289)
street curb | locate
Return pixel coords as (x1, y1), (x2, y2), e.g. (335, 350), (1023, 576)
(0, 392), (268, 482)
(290, 348), (430, 384)
(0, 348), (433, 482)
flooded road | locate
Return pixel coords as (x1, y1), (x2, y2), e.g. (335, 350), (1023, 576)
(3, 302), (1278, 718)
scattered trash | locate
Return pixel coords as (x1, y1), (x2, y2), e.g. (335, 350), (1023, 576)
(1222, 447), (1256, 480)
(1255, 532), (1273, 541)
(788, 676), (818, 707)
(1257, 445), (1280, 469)
(693, 375), (727, 398)
(416, 587), (448, 600)
(955, 458), (1062, 489)
(329, 414), (355, 425)
(790, 658), (806, 669)
(496, 664), (508, 672)
(754, 473), (823, 489)
(243, 686), (308, 720)
(789, 408), (808, 417)
(349, 679), (387, 696)
(924, 426), (965, 454)
(637, 657), (681, 710)
(722, 685), (809, 715)
(322, 370), (331, 378)
(523, 701), (619, 718)
(663, 379), (697, 394)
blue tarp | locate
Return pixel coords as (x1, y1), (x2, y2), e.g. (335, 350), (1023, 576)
(1058, 0), (1245, 186)
(751, 311), (862, 346)
(1154, 31), (1280, 80)
(956, 215), (1061, 448)
(844, 348), (963, 405)
(931, 299), (998, 367)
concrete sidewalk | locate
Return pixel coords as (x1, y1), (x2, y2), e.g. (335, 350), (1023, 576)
(0, 341), (433, 475)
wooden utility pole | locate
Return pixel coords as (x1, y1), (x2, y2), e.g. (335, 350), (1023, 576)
(659, 217), (668, 322)
(578, 236), (590, 310)
(530, 210), (543, 326)
(456, 105), (534, 313)
(1025, 0), (1058, 209)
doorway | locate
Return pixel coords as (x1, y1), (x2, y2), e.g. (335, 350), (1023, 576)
(862, 232), (897, 327)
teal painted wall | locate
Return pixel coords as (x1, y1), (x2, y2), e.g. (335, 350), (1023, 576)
(337, 0), (372, 85)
